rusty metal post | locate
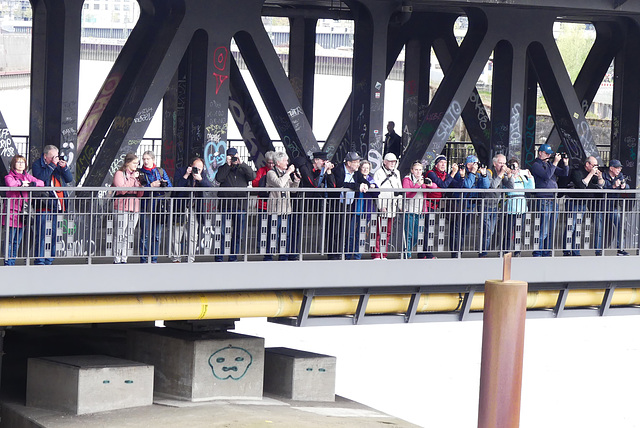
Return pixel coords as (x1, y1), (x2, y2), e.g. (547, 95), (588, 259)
(478, 254), (527, 428)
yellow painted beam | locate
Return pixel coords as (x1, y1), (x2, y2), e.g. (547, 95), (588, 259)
(0, 288), (636, 326)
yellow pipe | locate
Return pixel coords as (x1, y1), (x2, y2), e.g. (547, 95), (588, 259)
(0, 288), (638, 326)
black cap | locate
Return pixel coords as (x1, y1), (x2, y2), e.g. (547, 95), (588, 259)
(312, 151), (328, 160)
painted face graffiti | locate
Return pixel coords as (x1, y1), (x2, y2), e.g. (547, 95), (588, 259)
(208, 345), (253, 380)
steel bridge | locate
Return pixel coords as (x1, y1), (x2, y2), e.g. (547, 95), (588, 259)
(1, 0), (640, 326)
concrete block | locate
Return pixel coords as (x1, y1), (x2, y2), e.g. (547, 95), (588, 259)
(128, 328), (264, 401)
(26, 355), (153, 415)
(264, 347), (336, 402)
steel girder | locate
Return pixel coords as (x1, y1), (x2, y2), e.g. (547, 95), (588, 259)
(611, 19), (640, 185)
(228, 55), (275, 169)
(29, 0), (83, 175)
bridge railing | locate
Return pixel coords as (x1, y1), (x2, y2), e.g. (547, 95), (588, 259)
(0, 187), (637, 265)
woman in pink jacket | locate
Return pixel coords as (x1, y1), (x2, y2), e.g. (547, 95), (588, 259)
(3, 155), (44, 265)
(112, 153), (143, 263)
(402, 160), (437, 259)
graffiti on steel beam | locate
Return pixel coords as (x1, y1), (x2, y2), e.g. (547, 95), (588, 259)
(77, 74), (122, 149)
(213, 46), (229, 95)
(469, 92), (489, 131)
(435, 101), (462, 141)
(228, 99), (265, 168)
(508, 103), (522, 156)
(524, 115), (536, 167)
(0, 128), (15, 158)
(204, 123), (228, 180)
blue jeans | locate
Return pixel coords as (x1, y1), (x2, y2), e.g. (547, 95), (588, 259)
(605, 204), (623, 250)
(215, 211), (246, 262)
(482, 206), (498, 254)
(34, 212), (57, 265)
(346, 212), (361, 260)
(533, 199), (556, 257)
(404, 213), (421, 258)
(4, 227), (23, 265)
(139, 213), (163, 263)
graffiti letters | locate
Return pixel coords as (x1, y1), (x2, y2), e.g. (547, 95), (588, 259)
(0, 128), (15, 158)
(435, 101), (462, 141)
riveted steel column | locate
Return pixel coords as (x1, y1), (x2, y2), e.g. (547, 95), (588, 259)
(161, 69), (181, 179)
(477, 279), (528, 428)
(402, 38), (431, 157)
(343, 0), (395, 166)
(611, 19), (640, 186)
(490, 41), (513, 159)
(522, 59), (538, 170)
(29, 0), (83, 175)
(288, 16), (317, 127)
(185, 31), (208, 163)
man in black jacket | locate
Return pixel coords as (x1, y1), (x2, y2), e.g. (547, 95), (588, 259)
(563, 155), (603, 256)
(383, 121), (403, 159)
(215, 147), (256, 261)
(329, 151), (370, 260)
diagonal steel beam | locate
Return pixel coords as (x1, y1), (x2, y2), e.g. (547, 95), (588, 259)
(235, 20), (320, 161)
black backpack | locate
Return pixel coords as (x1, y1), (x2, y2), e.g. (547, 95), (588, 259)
(257, 173), (269, 198)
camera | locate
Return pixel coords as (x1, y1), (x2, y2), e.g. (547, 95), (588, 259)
(191, 166), (199, 175)
(231, 156), (239, 163)
(554, 152), (568, 159)
(58, 154), (67, 162)
(507, 163), (517, 170)
(137, 169), (148, 185)
(159, 180), (169, 188)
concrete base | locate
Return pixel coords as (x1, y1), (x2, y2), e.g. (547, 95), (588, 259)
(128, 328), (264, 401)
(264, 347), (336, 402)
(0, 395), (419, 428)
(26, 355), (153, 415)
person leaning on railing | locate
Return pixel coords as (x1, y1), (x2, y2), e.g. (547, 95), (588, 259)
(31, 144), (73, 265)
(3, 155), (44, 266)
(111, 153), (144, 264)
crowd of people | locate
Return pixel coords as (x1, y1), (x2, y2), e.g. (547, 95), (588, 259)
(0, 139), (635, 265)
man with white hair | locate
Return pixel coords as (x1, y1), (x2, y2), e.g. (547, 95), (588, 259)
(372, 152), (402, 259)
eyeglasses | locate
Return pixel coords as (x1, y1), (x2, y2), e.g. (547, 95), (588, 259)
(589, 162), (598, 167)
